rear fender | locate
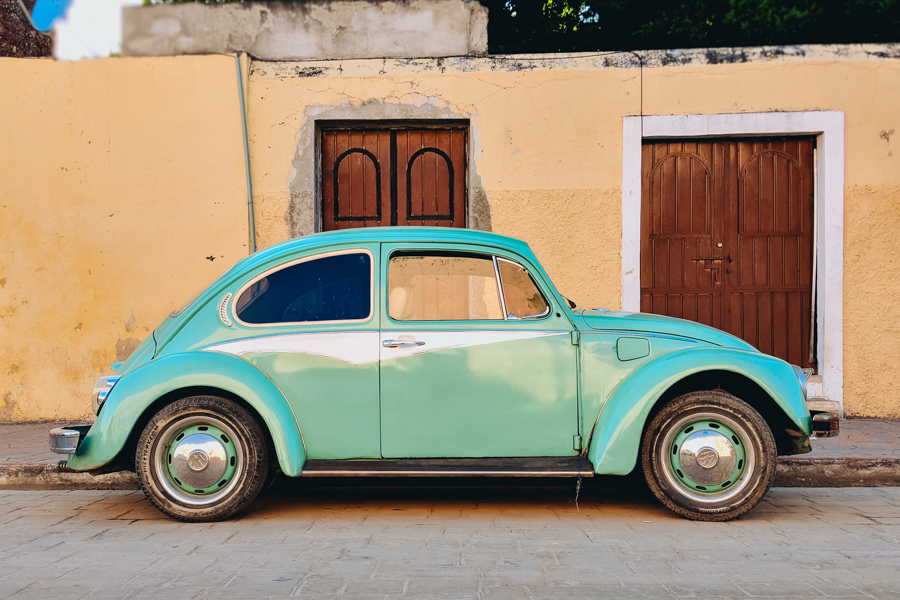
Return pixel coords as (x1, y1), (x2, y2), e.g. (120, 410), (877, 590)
(66, 351), (306, 476)
(585, 347), (809, 475)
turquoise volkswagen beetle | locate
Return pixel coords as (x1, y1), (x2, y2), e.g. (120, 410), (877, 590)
(50, 228), (838, 522)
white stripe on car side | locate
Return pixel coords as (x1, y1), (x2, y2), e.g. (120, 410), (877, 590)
(204, 332), (380, 366)
(205, 330), (567, 366)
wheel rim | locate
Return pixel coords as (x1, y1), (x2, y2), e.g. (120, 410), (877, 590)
(659, 411), (756, 504)
(153, 415), (244, 507)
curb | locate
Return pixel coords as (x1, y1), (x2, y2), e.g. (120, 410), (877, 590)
(2, 458), (900, 491)
(0, 464), (138, 491)
(775, 457), (900, 487)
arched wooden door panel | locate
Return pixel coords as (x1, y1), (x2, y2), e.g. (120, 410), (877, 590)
(641, 139), (815, 369)
(321, 126), (466, 230)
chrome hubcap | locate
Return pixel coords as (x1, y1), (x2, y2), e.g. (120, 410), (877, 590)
(153, 416), (244, 506)
(678, 430), (738, 485)
(660, 411), (755, 504)
(171, 433), (228, 489)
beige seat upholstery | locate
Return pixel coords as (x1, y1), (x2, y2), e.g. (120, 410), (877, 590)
(388, 285), (416, 320)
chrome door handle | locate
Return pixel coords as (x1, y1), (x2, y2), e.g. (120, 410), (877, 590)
(382, 339), (426, 348)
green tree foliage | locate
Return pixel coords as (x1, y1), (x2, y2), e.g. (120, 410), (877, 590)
(147, 0), (899, 53)
(480, 0), (900, 53)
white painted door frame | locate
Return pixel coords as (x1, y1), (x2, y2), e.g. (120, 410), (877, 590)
(621, 111), (844, 409)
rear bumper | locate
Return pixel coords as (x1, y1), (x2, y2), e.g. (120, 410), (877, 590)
(49, 426), (91, 454)
(810, 411), (840, 440)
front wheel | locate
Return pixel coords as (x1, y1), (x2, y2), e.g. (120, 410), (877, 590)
(136, 396), (269, 522)
(641, 391), (777, 521)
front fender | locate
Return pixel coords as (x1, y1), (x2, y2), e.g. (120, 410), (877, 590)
(586, 347), (809, 475)
(66, 352), (306, 476)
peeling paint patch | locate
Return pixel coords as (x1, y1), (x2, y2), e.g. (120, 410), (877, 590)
(124, 311), (136, 333)
(7, 365), (19, 376)
(295, 67), (325, 77)
(74, 322), (83, 331)
(0, 278), (5, 288)
(881, 129), (894, 143)
(0, 392), (15, 421)
(115, 338), (141, 362)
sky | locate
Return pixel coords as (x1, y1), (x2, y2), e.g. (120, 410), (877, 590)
(31, 0), (142, 60)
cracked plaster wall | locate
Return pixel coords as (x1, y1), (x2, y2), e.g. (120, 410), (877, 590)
(247, 60), (638, 312)
(248, 48), (900, 416)
(639, 58), (900, 416)
(3, 46), (900, 419)
(0, 55), (250, 421)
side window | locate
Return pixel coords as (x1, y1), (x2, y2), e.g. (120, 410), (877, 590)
(235, 252), (371, 325)
(497, 258), (550, 319)
(388, 252), (504, 321)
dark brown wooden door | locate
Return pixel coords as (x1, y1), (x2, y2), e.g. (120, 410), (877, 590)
(641, 138), (815, 368)
(321, 127), (467, 230)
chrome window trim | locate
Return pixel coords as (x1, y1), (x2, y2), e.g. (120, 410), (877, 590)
(383, 248), (555, 325)
(495, 257), (552, 320)
(231, 248), (375, 328)
(491, 256), (510, 320)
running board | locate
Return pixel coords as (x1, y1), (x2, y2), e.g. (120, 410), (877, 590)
(300, 457), (593, 478)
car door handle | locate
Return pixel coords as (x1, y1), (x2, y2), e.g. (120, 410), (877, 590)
(382, 339), (426, 348)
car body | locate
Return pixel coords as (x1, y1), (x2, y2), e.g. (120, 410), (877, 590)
(51, 227), (839, 521)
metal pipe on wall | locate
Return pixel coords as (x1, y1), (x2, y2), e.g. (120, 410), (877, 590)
(235, 53), (256, 254)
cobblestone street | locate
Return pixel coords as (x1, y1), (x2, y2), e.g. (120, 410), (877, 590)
(1, 482), (899, 599)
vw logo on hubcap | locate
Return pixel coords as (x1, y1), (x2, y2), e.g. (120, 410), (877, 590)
(188, 450), (210, 471)
(696, 447), (719, 469)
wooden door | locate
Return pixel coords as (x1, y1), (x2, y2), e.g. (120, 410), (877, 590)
(641, 139), (815, 368)
(321, 126), (467, 230)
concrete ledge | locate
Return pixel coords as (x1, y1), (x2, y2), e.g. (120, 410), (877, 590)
(3, 459), (900, 491)
(775, 458), (900, 487)
(0, 463), (139, 491)
(122, 0), (489, 60)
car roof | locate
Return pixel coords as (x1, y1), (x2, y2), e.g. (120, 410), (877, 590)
(237, 227), (534, 272)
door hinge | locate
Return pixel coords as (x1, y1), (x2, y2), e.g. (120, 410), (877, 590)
(573, 435), (583, 451)
(570, 331), (580, 345)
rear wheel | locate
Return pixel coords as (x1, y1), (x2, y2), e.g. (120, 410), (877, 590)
(136, 396), (268, 522)
(641, 391), (776, 521)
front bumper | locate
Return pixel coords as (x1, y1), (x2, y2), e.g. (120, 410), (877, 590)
(49, 426), (91, 454)
(810, 411), (840, 440)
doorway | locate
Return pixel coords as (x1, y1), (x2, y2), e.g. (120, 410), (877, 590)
(640, 138), (816, 368)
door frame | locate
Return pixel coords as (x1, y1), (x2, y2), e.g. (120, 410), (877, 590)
(621, 111), (844, 411)
(316, 120), (470, 231)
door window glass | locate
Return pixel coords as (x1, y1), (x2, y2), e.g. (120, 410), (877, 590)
(235, 252), (371, 325)
(388, 252), (503, 321)
(497, 259), (550, 319)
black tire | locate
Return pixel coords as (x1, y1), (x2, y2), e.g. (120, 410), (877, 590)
(641, 390), (777, 522)
(136, 396), (269, 522)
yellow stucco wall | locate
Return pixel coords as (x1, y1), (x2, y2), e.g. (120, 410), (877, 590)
(638, 58), (900, 417)
(0, 55), (250, 421)
(3, 48), (899, 419)
(247, 61), (640, 312)
(248, 50), (900, 417)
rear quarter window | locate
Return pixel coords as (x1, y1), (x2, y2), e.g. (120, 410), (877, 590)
(235, 252), (372, 325)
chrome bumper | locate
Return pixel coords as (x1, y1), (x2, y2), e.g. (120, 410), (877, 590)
(49, 426), (87, 454)
(810, 411), (840, 440)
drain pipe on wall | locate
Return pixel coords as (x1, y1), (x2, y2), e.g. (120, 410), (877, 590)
(235, 53), (257, 254)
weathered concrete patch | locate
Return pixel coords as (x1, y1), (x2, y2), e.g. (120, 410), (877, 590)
(122, 0), (488, 60)
(775, 457), (900, 487)
(0, 463), (139, 490)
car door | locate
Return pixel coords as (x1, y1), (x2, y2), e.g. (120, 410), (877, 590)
(212, 246), (382, 459)
(379, 243), (578, 458)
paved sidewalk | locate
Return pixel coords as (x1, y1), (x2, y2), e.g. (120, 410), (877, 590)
(1, 418), (899, 490)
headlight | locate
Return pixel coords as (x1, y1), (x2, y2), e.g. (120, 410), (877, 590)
(791, 365), (808, 401)
(92, 375), (120, 415)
